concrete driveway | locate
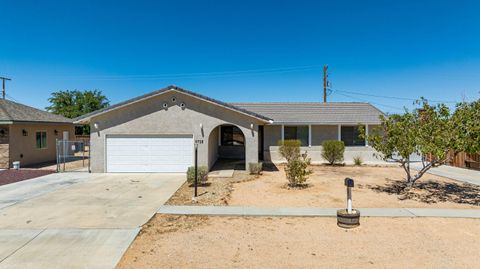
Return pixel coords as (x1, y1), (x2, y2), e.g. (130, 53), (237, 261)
(0, 172), (185, 269)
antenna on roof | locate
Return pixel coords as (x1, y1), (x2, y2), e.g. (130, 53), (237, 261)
(0, 77), (12, 100)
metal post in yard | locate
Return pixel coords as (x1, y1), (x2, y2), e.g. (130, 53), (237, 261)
(82, 140), (85, 167)
(194, 143), (198, 198)
(55, 139), (59, 172)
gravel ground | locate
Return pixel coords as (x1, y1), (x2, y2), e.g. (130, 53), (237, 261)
(0, 169), (54, 186)
(117, 215), (480, 269)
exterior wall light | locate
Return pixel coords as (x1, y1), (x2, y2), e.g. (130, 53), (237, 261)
(250, 123), (254, 129)
(93, 122), (99, 129)
(199, 123), (203, 129)
(54, 129), (59, 136)
(22, 129), (28, 136)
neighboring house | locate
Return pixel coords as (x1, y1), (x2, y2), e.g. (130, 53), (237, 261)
(0, 99), (74, 169)
(74, 86), (383, 173)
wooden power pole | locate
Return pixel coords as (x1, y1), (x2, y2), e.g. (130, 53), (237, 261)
(323, 65), (328, 103)
(0, 77), (12, 100)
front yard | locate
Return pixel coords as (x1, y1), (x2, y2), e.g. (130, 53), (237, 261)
(167, 164), (480, 209)
(117, 215), (480, 269)
(117, 164), (480, 268)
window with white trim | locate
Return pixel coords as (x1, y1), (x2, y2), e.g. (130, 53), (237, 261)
(36, 131), (47, 149)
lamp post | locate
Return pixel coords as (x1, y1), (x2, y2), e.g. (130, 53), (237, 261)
(194, 142), (198, 199)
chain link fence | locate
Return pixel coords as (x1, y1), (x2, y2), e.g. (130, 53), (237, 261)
(56, 139), (90, 172)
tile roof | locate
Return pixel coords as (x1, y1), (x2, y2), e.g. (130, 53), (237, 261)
(231, 102), (384, 124)
(74, 85), (272, 123)
(0, 99), (73, 124)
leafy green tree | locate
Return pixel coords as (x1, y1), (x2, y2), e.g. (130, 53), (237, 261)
(46, 90), (109, 134)
(362, 98), (479, 187)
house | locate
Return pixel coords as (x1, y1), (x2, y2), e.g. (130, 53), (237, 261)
(74, 86), (384, 173)
(0, 99), (74, 168)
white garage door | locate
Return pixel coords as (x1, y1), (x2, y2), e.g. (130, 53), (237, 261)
(106, 136), (193, 173)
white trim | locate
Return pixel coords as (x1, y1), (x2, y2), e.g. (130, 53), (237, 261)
(365, 124), (369, 147)
(337, 125), (341, 141)
(308, 124), (312, 147)
(281, 124), (284, 141)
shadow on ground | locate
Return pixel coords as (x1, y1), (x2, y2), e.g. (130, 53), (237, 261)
(362, 179), (480, 206)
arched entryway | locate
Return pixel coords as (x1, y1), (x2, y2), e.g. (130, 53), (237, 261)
(208, 124), (246, 170)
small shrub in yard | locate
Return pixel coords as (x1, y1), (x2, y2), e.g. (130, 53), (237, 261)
(248, 162), (263, 175)
(278, 139), (313, 187)
(186, 166), (208, 185)
(321, 140), (345, 165)
(353, 156), (363, 166)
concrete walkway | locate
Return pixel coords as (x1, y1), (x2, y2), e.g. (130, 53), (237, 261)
(411, 163), (480, 186)
(0, 172), (185, 269)
(158, 205), (480, 219)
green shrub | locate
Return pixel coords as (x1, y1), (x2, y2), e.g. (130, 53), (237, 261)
(186, 166), (208, 185)
(353, 156), (363, 166)
(321, 140), (345, 165)
(278, 139), (301, 163)
(248, 162), (263, 175)
(278, 139), (312, 187)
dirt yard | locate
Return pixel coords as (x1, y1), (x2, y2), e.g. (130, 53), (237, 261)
(117, 214), (480, 269)
(168, 165), (480, 208)
(0, 169), (54, 186)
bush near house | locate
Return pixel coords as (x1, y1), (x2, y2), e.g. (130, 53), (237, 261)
(353, 156), (363, 166)
(321, 140), (345, 165)
(186, 166), (208, 185)
(278, 139), (312, 187)
(248, 162), (263, 175)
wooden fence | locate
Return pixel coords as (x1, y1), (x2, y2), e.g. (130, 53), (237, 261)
(427, 151), (480, 170)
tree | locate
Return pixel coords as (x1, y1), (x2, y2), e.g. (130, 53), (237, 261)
(362, 98), (479, 187)
(46, 90), (109, 134)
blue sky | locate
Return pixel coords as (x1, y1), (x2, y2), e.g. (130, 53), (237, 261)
(1, 0), (479, 113)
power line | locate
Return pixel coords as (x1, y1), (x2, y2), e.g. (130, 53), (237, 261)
(335, 89), (458, 104)
(334, 90), (405, 111)
(49, 65), (322, 80)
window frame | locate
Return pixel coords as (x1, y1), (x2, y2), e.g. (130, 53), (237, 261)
(220, 126), (245, 146)
(35, 130), (48, 149)
(283, 125), (309, 146)
(340, 125), (365, 146)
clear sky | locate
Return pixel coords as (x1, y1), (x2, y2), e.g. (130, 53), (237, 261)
(1, 0), (479, 114)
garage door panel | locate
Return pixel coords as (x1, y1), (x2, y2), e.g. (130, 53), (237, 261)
(106, 136), (193, 173)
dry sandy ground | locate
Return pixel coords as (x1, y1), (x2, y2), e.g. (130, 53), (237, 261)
(117, 215), (480, 269)
(228, 165), (480, 208)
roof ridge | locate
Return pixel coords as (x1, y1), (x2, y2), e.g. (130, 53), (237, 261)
(230, 102), (371, 104)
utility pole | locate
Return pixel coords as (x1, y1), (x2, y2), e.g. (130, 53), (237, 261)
(323, 65), (328, 103)
(0, 77), (12, 100)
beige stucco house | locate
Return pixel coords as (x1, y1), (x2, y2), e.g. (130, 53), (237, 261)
(75, 86), (384, 173)
(0, 99), (74, 168)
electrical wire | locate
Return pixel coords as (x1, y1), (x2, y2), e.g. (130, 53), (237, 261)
(52, 65), (322, 80)
(333, 90), (406, 112)
(334, 89), (458, 104)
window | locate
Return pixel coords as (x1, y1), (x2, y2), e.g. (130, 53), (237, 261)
(36, 131), (47, 149)
(341, 126), (365, 146)
(221, 126), (244, 146)
(284, 126), (309, 146)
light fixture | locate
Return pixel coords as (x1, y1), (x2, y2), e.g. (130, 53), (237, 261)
(199, 123), (203, 129)
(54, 129), (59, 135)
(250, 123), (254, 129)
(93, 122), (99, 129)
(22, 129), (28, 136)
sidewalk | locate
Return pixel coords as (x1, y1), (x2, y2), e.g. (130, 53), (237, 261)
(410, 163), (480, 186)
(158, 205), (480, 218)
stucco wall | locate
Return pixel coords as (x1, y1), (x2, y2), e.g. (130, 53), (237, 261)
(8, 123), (74, 167)
(208, 126), (219, 169)
(264, 124), (385, 164)
(89, 91), (262, 172)
(0, 125), (9, 169)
